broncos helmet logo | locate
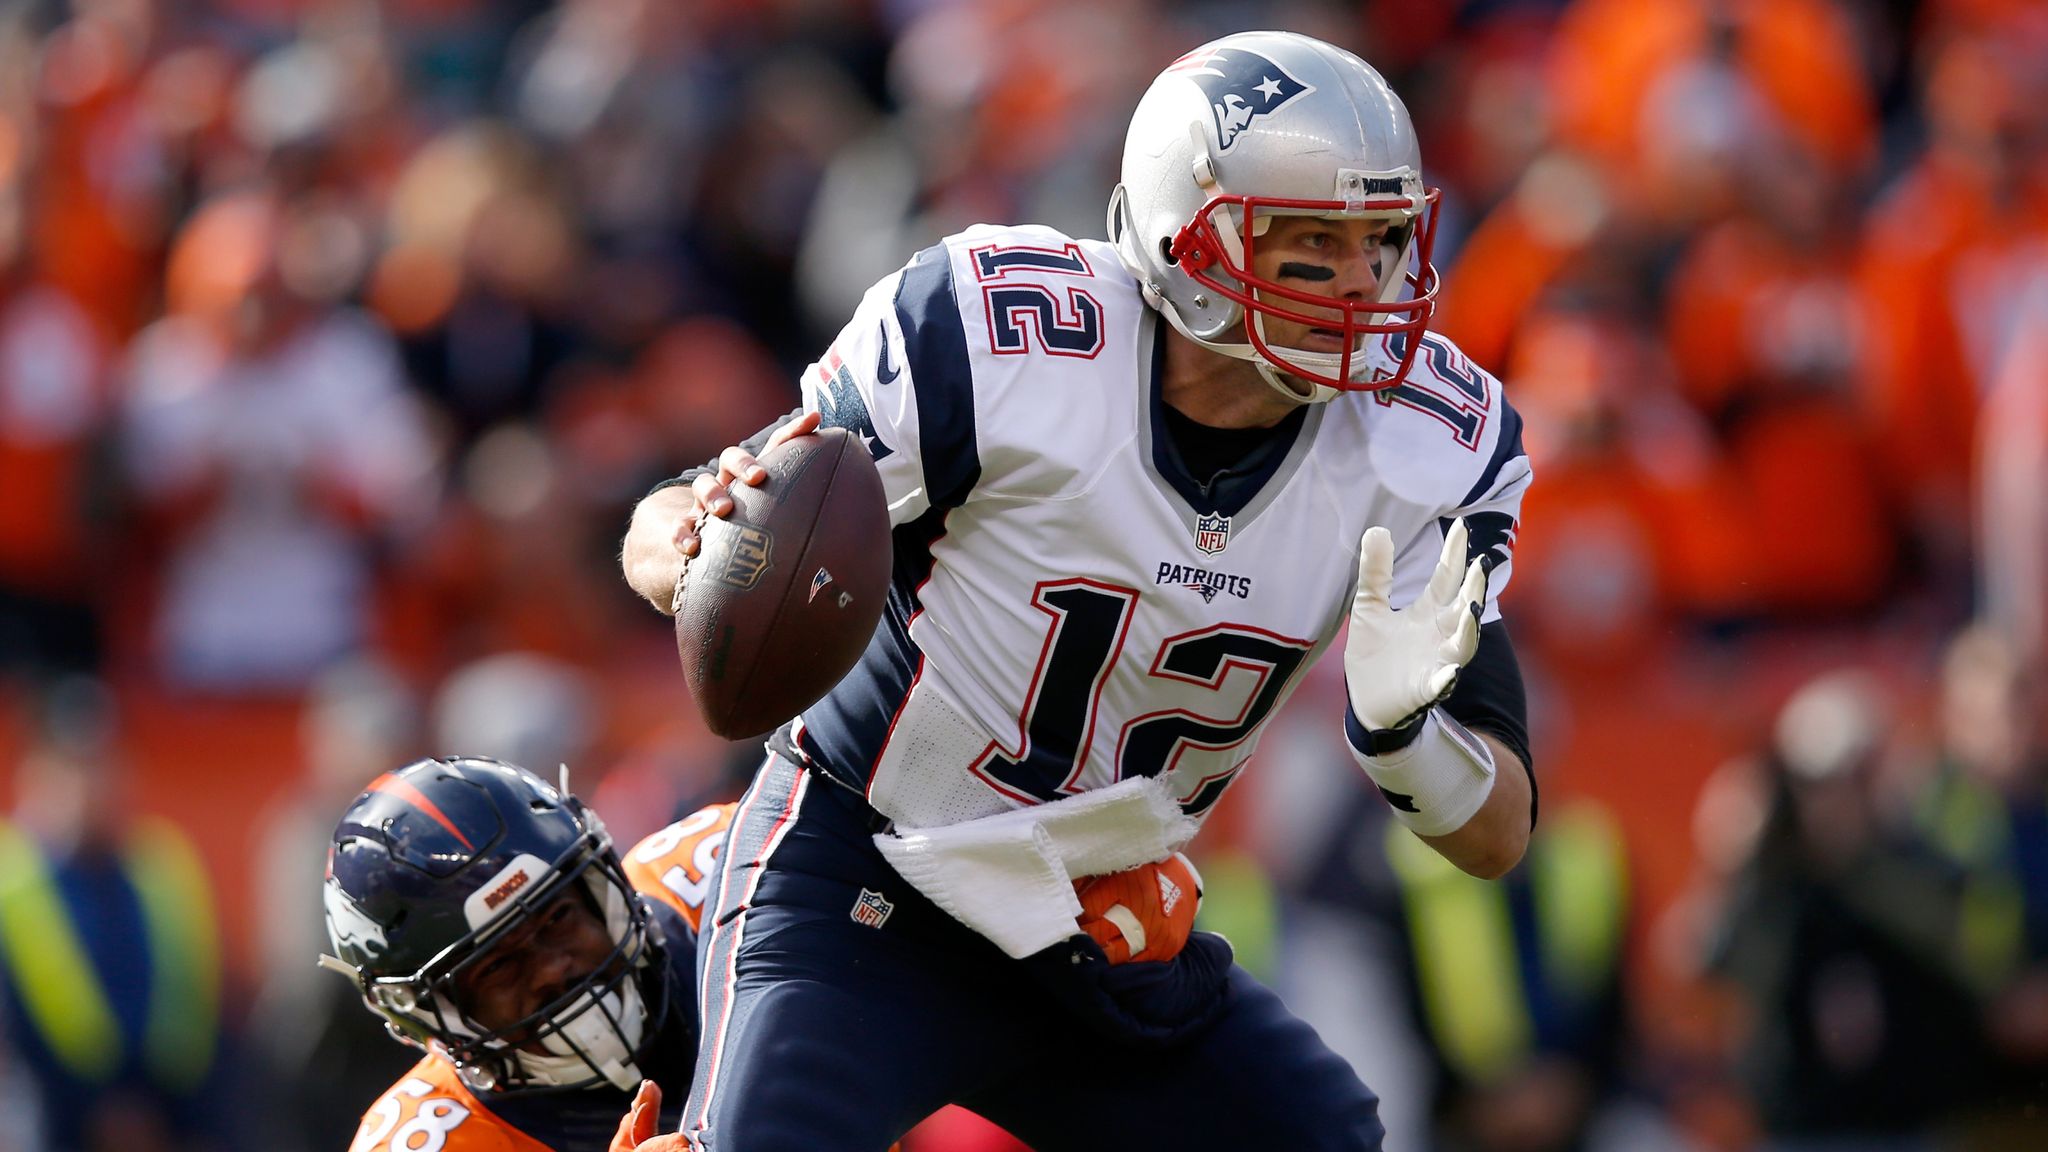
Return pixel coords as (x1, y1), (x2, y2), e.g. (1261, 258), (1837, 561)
(1167, 47), (1313, 152)
(325, 876), (390, 960)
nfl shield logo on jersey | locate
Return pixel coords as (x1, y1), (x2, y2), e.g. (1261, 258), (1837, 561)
(1194, 512), (1231, 556)
(851, 888), (895, 929)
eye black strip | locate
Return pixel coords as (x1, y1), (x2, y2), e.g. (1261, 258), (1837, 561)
(1275, 261), (1336, 282)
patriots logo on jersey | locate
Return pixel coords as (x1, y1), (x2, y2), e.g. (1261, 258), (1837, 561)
(1460, 510), (1518, 573)
(813, 351), (896, 462)
(1156, 562), (1252, 603)
(1167, 48), (1313, 152)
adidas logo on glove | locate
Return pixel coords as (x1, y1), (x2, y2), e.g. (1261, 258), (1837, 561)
(1073, 852), (1203, 965)
(1156, 871), (1182, 916)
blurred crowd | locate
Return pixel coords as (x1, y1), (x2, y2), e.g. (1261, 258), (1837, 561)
(0, 0), (2044, 1149)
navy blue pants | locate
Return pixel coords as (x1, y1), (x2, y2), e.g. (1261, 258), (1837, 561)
(683, 754), (1386, 1151)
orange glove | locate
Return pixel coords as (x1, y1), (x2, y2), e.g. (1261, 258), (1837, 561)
(611, 1081), (694, 1152)
(1073, 852), (1202, 965)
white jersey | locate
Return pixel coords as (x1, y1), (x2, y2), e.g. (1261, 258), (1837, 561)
(788, 224), (1528, 830)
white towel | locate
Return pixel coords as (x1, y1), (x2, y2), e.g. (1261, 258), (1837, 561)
(874, 775), (1199, 959)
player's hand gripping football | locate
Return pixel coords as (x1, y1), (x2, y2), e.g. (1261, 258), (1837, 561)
(1344, 518), (1488, 737)
(622, 410), (822, 612)
(1073, 853), (1203, 965)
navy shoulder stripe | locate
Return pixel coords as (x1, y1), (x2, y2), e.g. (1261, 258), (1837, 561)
(1459, 392), (1525, 509)
(893, 244), (980, 510)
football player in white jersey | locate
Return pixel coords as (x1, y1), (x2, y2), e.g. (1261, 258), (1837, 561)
(618, 29), (1533, 1152)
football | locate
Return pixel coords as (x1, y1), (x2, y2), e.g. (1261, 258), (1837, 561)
(674, 427), (891, 739)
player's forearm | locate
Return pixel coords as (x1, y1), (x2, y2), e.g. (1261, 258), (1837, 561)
(1417, 731), (1531, 879)
(622, 487), (697, 613)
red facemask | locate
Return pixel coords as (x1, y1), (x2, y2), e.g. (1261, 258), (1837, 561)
(1167, 189), (1442, 393)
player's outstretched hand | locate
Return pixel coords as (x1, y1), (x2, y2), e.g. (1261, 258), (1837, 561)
(1344, 518), (1488, 735)
(611, 1080), (694, 1152)
(622, 411), (823, 611)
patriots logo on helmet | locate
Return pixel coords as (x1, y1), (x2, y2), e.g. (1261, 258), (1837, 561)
(1167, 47), (1313, 152)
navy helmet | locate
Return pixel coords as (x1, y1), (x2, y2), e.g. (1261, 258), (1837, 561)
(321, 756), (661, 1093)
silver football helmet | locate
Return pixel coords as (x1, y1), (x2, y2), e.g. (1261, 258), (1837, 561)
(1109, 31), (1442, 403)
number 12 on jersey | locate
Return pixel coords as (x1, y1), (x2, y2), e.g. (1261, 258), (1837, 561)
(971, 242), (1106, 359)
(968, 580), (1311, 813)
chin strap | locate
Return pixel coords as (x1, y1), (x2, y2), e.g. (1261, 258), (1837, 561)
(1254, 360), (1328, 405)
(1154, 295), (1387, 407)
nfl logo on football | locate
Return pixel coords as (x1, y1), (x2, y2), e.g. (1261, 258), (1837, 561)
(851, 888), (895, 929)
(1194, 512), (1231, 556)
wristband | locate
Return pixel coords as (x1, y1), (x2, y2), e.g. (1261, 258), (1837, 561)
(1348, 708), (1497, 837)
(1359, 706), (1430, 756)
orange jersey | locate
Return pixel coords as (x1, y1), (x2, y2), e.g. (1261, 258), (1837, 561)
(349, 804), (739, 1150)
(350, 1053), (553, 1152)
(623, 804), (737, 934)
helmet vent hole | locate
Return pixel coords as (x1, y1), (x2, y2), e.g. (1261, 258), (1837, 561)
(1159, 238), (1178, 267)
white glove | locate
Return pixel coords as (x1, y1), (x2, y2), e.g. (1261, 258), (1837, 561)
(1344, 518), (1489, 736)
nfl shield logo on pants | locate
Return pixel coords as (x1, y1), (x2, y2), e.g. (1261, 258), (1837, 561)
(851, 888), (895, 929)
(1194, 512), (1231, 556)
